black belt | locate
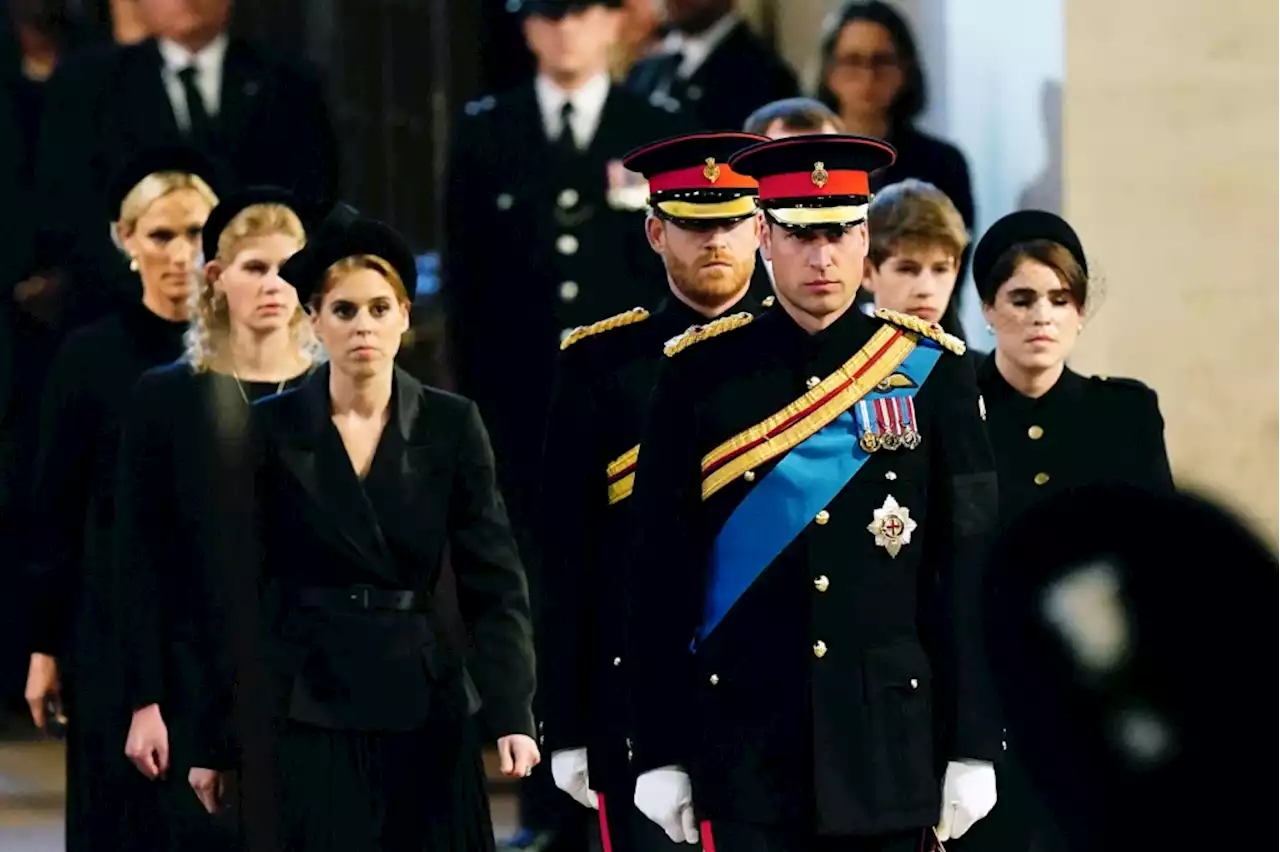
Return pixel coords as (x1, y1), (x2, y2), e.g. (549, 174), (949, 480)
(296, 585), (419, 612)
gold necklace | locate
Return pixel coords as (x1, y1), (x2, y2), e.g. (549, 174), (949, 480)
(231, 370), (287, 404)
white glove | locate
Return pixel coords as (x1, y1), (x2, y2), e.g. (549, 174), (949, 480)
(634, 766), (699, 844)
(935, 759), (997, 841)
(551, 748), (598, 810)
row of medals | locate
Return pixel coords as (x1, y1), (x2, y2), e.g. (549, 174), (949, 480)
(860, 426), (921, 453)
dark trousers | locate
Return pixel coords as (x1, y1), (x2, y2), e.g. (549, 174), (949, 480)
(64, 724), (166, 852)
(589, 792), (694, 852)
(699, 822), (935, 852)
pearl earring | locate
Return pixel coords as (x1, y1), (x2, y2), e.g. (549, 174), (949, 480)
(985, 324), (993, 333)
(129, 257), (139, 272)
(1078, 324), (1084, 332)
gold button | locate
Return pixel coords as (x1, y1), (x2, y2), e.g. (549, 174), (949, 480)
(815, 509), (830, 525)
(558, 188), (579, 208)
(813, 640), (828, 659)
(612, 656), (622, 667)
(762, 296), (776, 307)
(708, 674), (719, 686)
(1028, 425), (1044, 440)
(556, 234), (579, 255)
(806, 376), (820, 389)
(1034, 472), (1050, 486)
(885, 471), (897, 481)
(744, 470), (756, 482)
(558, 280), (579, 302)
(814, 575), (830, 592)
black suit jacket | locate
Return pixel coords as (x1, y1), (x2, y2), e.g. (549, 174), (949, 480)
(250, 366), (536, 739)
(32, 36), (338, 320)
(625, 21), (799, 132)
(627, 307), (1001, 835)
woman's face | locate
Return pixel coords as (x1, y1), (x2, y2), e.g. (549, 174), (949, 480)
(825, 20), (904, 123)
(312, 266), (410, 380)
(983, 259), (1083, 373)
(209, 233), (303, 336)
(120, 187), (213, 308)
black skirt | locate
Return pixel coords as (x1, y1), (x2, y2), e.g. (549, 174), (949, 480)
(274, 714), (496, 852)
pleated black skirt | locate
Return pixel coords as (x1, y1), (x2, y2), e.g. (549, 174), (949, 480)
(274, 714), (495, 852)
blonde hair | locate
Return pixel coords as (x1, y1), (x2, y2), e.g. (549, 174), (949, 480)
(184, 202), (317, 372)
(313, 254), (411, 311)
(115, 171), (219, 240)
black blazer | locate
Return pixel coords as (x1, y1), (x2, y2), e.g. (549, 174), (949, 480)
(32, 36), (338, 318)
(625, 20), (799, 132)
(250, 366), (536, 739)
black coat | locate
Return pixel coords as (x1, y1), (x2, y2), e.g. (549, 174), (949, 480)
(626, 306), (1002, 836)
(537, 296), (758, 794)
(625, 21), (799, 132)
(872, 126), (975, 230)
(443, 81), (689, 543)
(249, 366), (536, 739)
(115, 365), (306, 768)
(32, 36), (338, 320)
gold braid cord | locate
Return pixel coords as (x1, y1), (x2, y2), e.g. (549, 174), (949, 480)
(663, 312), (754, 357)
(560, 307), (651, 351)
(872, 308), (967, 356)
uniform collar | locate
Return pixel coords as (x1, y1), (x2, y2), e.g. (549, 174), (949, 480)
(533, 72), (610, 146)
(661, 11), (741, 79)
(978, 354), (1087, 407)
(157, 32), (228, 77)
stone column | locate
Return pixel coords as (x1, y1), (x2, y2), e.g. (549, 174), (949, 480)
(1064, 0), (1279, 541)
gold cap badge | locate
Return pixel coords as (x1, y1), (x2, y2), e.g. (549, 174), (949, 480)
(703, 157), (721, 183)
(811, 161), (829, 189)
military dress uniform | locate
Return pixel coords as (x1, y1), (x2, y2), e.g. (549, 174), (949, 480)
(539, 132), (768, 852)
(625, 137), (1003, 852)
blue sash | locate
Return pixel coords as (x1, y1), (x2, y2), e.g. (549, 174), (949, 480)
(694, 341), (944, 648)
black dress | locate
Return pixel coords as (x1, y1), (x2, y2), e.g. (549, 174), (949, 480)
(26, 301), (187, 852)
(956, 357), (1175, 852)
(115, 363), (307, 851)
(248, 365), (536, 852)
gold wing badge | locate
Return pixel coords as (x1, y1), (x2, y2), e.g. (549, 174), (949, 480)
(874, 373), (917, 393)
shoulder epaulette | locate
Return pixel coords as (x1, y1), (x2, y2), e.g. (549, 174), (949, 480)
(560, 307), (650, 351)
(873, 308), (966, 356)
(663, 312), (754, 357)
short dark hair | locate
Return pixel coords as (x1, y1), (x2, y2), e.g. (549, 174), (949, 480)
(982, 240), (1089, 308)
(816, 1), (926, 129)
(743, 98), (845, 136)
(866, 179), (968, 268)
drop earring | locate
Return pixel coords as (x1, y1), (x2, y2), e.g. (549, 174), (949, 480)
(129, 257), (139, 272)
(1078, 324), (1084, 332)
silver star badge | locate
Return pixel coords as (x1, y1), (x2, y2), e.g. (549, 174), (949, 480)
(867, 495), (917, 558)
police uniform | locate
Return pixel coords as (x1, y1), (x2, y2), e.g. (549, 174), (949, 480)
(953, 211), (1174, 852)
(626, 137), (1003, 852)
(539, 132), (768, 852)
(443, 0), (694, 569)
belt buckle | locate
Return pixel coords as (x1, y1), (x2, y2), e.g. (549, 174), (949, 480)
(349, 585), (374, 610)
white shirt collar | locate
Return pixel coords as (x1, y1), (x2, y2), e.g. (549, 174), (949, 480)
(534, 72), (611, 148)
(157, 32), (228, 78)
(662, 11), (742, 79)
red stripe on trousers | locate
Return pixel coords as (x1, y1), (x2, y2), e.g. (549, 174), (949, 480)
(700, 820), (717, 852)
(596, 793), (614, 852)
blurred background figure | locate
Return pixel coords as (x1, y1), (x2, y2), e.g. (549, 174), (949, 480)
(742, 95), (843, 138)
(609, 0), (662, 79)
(625, 0), (798, 130)
(816, 1), (973, 231)
(983, 482), (1277, 852)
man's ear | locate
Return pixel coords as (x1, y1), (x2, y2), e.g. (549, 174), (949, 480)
(644, 213), (665, 255)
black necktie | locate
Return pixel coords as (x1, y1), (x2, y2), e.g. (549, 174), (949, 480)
(554, 101), (577, 156)
(177, 65), (213, 145)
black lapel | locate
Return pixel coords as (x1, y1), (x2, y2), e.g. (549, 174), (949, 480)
(130, 39), (182, 140)
(270, 367), (397, 580)
(585, 86), (637, 160)
(216, 39), (265, 154)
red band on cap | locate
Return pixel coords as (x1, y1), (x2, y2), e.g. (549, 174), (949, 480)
(758, 170), (869, 200)
(649, 164), (758, 193)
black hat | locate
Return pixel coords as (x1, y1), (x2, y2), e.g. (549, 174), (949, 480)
(201, 185), (314, 262)
(728, 134), (896, 228)
(106, 144), (232, 222)
(510, 0), (622, 18)
(622, 132), (768, 227)
(984, 483), (1276, 849)
(278, 204), (417, 306)
(972, 210), (1087, 301)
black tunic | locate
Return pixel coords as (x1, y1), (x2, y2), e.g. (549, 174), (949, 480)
(538, 297), (758, 796)
(114, 365), (307, 850)
(27, 301), (187, 852)
(626, 306), (1002, 837)
(955, 357), (1175, 852)
(248, 365), (536, 851)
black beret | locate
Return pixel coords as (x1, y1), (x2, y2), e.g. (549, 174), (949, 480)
(510, 0), (622, 18)
(201, 186), (311, 262)
(106, 145), (233, 222)
(984, 483), (1276, 849)
(278, 204), (417, 306)
(972, 210), (1087, 302)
